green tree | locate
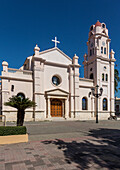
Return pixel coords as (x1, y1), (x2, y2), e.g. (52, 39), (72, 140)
(4, 96), (36, 126)
(114, 68), (120, 93)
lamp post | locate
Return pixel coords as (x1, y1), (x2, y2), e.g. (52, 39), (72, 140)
(91, 85), (103, 123)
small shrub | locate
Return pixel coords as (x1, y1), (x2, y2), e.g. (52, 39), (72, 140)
(0, 126), (27, 136)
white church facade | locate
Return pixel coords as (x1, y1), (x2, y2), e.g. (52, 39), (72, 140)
(0, 21), (116, 122)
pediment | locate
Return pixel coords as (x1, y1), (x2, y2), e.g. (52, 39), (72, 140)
(45, 88), (69, 96)
(38, 47), (72, 65)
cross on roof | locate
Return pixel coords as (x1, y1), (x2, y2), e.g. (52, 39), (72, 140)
(52, 37), (60, 47)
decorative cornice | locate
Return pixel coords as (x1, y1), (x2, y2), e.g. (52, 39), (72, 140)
(0, 76), (33, 82)
(69, 64), (81, 68)
(79, 78), (94, 82)
(83, 55), (116, 66)
(45, 88), (69, 94)
(33, 57), (46, 62)
(88, 33), (109, 41)
(79, 85), (94, 88)
(8, 68), (32, 74)
(97, 55), (116, 62)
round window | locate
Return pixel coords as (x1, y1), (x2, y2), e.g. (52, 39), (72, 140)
(17, 93), (25, 100)
(52, 76), (61, 86)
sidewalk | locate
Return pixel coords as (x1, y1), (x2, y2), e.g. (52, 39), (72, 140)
(0, 120), (120, 169)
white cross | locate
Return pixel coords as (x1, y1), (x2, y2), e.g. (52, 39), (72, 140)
(52, 37), (60, 47)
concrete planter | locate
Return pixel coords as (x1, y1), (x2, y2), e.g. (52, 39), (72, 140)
(0, 134), (28, 144)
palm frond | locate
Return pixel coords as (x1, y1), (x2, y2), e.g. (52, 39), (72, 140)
(4, 96), (36, 110)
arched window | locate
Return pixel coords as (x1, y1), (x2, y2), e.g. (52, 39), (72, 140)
(90, 32), (93, 36)
(102, 30), (106, 35)
(104, 47), (106, 54)
(90, 49), (92, 56)
(90, 73), (94, 79)
(106, 74), (108, 81)
(17, 93), (25, 100)
(102, 24), (105, 28)
(104, 66), (106, 70)
(102, 73), (104, 81)
(82, 97), (87, 110)
(11, 85), (14, 92)
(101, 47), (103, 53)
(90, 25), (93, 31)
(103, 98), (107, 110)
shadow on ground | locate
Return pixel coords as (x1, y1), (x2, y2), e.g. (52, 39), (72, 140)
(42, 128), (120, 169)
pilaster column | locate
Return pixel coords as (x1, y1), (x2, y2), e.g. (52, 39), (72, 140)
(48, 98), (51, 118)
(62, 100), (65, 118)
(65, 99), (69, 119)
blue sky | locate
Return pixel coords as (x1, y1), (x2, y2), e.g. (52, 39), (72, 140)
(0, 0), (120, 96)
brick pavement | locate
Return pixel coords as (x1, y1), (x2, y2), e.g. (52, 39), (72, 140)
(0, 120), (120, 169)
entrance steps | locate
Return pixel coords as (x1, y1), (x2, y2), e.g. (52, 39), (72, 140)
(51, 117), (66, 121)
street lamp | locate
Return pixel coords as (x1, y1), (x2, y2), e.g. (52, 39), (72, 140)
(91, 85), (103, 123)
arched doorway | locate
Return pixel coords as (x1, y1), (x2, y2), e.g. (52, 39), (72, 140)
(51, 99), (62, 117)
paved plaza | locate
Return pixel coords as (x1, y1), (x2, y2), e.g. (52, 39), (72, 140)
(0, 120), (120, 169)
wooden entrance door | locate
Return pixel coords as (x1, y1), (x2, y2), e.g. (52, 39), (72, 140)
(51, 99), (62, 117)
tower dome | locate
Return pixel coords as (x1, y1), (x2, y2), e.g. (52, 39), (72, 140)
(95, 20), (101, 27)
(2, 61), (8, 66)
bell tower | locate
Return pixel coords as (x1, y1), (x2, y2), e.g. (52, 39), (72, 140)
(83, 20), (116, 115)
(83, 20), (111, 81)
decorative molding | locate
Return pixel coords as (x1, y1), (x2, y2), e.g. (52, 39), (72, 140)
(8, 68), (32, 74)
(69, 64), (81, 68)
(79, 77), (94, 82)
(0, 76), (33, 82)
(45, 88), (69, 94)
(88, 33), (109, 41)
(83, 55), (116, 66)
(1, 90), (9, 93)
(79, 85), (94, 88)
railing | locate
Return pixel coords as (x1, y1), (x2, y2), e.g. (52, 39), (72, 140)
(8, 68), (32, 75)
(0, 115), (6, 126)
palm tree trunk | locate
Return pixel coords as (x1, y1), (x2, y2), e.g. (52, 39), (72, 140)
(21, 110), (25, 126)
(17, 109), (25, 126)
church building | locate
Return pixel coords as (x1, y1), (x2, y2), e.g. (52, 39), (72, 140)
(0, 21), (116, 122)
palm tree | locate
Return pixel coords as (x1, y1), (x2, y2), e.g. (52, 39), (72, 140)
(114, 68), (120, 93)
(4, 95), (36, 126)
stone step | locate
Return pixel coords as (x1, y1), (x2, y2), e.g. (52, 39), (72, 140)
(51, 117), (66, 121)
